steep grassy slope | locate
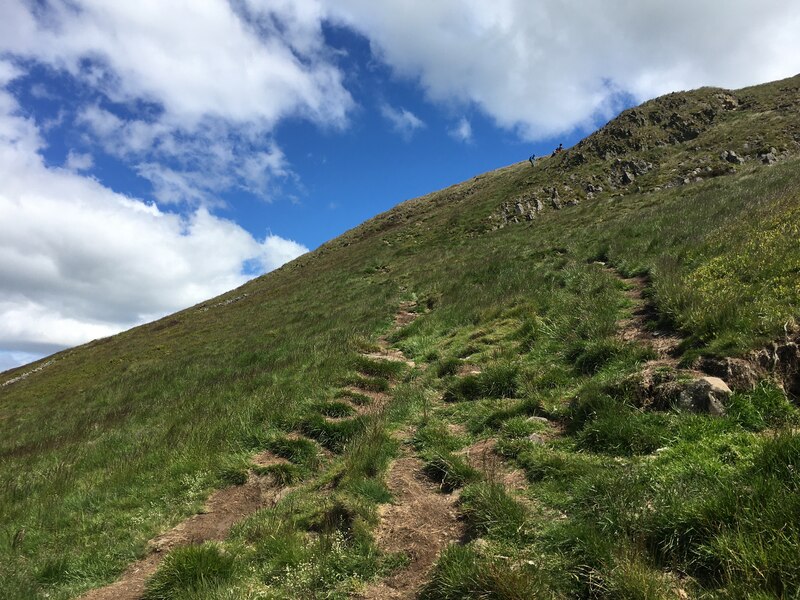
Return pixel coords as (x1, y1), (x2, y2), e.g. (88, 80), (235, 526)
(2, 74), (800, 599)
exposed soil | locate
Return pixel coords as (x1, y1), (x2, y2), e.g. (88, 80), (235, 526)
(80, 300), (429, 600)
(78, 474), (289, 600)
(355, 300), (466, 598)
(459, 438), (528, 493)
(616, 273), (683, 362)
(355, 453), (463, 600)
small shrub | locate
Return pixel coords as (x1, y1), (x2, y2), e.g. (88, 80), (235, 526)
(300, 414), (366, 452)
(420, 545), (541, 600)
(577, 407), (672, 456)
(344, 374), (390, 393)
(726, 383), (797, 431)
(335, 389), (372, 406)
(566, 384), (619, 432)
(348, 478), (392, 503)
(500, 416), (544, 439)
(567, 339), (625, 375)
(253, 462), (303, 485)
(414, 419), (466, 454)
(143, 544), (236, 599)
(218, 466), (247, 485)
(443, 363), (519, 402)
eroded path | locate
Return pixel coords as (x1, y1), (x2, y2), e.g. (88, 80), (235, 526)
(356, 302), (464, 599)
(615, 272), (683, 364)
(357, 450), (462, 599)
(78, 469), (291, 600)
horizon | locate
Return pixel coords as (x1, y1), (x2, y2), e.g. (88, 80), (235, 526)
(2, 1), (800, 371)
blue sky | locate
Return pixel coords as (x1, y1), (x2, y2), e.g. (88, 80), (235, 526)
(2, 1), (800, 372)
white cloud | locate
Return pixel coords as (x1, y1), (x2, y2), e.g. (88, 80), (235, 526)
(0, 0), (352, 129)
(65, 150), (93, 171)
(449, 118), (472, 143)
(0, 1), (354, 206)
(0, 72), (307, 356)
(328, 1), (800, 139)
(380, 103), (425, 140)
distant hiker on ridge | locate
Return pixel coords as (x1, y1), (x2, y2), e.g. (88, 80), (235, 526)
(551, 143), (563, 157)
(528, 154), (536, 166)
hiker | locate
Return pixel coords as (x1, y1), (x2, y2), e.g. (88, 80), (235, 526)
(528, 153), (536, 166)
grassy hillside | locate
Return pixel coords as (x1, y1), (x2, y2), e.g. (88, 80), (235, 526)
(2, 74), (800, 599)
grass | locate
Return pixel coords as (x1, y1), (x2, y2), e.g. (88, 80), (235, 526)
(2, 75), (800, 598)
(143, 544), (237, 599)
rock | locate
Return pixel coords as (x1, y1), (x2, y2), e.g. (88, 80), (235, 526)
(526, 416), (550, 425)
(678, 376), (731, 415)
(697, 357), (761, 391)
(721, 150), (744, 164)
(749, 339), (800, 397)
(761, 152), (777, 164)
(527, 433), (547, 445)
(622, 170), (635, 184)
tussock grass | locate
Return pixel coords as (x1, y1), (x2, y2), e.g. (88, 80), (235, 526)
(460, 482), (529, 542)
(442, 363), (519, 402)
(143, 544), (237, 599)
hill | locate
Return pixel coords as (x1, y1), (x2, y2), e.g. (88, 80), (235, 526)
(2, 74), (800, 599)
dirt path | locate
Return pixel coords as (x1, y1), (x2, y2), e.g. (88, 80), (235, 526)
(79, 299), (441, 600)
(355, 301), (466, 599)
(356, 451), (463, 600)
(78, 470), (290, 600)
(614, 271), (682, 365)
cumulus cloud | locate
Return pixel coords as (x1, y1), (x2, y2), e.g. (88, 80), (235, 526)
(0, 0), (353, 206)
(380, 103), (425, 140)
(328, 0), (800, 139)
(0, 0), (352, 128)
(0, 72), (307, 356)
(449, 118), (473, 143)
(65, 150), (93, 171)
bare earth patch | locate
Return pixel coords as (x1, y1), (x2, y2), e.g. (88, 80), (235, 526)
(616, 273), (682, 363)
(459, 438), (528, 493)
(78, 474), (288, 600)
(356, 454), (463, 600)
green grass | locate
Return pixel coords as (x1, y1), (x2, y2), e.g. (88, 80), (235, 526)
(3, 74), (800, 598)
(143, 544), (237, 600)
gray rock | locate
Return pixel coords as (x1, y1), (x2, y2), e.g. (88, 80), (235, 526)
(678, 376), (731, 416)
(761, 152), (777, 164)
(698, 357), (760, 391)
(622, 170), (635, 184)
(721, 150), (744, 164)
(527, 433), (547, 445)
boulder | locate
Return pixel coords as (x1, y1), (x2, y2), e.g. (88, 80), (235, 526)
(678, 376), (731, 416)
(721, 150), (744, 164)
(697, 357), (760, 391)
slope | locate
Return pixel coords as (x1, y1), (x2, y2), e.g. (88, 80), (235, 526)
(1, 74), (799, 599)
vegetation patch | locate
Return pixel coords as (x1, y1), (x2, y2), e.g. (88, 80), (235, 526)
(143, 544), (237, 600)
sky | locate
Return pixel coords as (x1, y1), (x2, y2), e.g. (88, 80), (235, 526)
(1, 1), (800, 372)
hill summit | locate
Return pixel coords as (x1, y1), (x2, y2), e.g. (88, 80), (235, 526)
(2, 74), (800, 600)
